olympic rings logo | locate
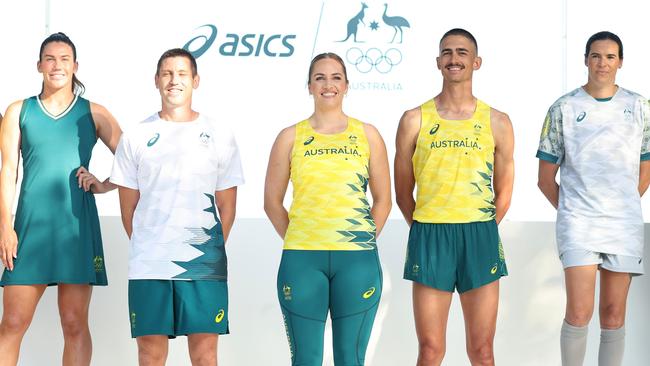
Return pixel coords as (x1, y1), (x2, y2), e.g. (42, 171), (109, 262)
(346, 47), (403, 74)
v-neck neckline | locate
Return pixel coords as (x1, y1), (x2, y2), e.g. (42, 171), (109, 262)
(37, 94), (78, 120)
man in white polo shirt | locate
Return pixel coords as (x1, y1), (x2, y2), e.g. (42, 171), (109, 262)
(111, 48), (244, 366)
(537, 31), (650, 366)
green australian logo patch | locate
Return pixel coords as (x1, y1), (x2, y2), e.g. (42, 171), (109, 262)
(283, 284), (292, 300)
(93, 256), (104, 272)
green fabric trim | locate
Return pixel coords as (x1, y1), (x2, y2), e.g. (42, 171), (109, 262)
(536, 150), (559, 164)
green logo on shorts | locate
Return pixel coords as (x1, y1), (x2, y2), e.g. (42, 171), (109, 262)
(490, 264), (498, 275)
(283, 284), (292, 301)
(412, 264), (420, 274)
(93, 256), (104, 272)
(130, 312), (136, 329)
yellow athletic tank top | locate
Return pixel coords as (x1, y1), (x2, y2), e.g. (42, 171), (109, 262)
(284, 118), (376, 250)
(412, 99), (496, 223)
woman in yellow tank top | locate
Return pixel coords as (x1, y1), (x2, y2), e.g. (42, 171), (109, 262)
(264, 53), (391, 365)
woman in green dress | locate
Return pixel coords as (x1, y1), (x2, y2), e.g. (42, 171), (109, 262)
(0, 32), (122, 365)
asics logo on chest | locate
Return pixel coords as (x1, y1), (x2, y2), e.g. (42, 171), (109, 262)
(147, 133), (160, 147)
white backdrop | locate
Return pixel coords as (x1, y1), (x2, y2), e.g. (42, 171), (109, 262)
(3, 0), (650, 221)
(2, 1), (650, 365)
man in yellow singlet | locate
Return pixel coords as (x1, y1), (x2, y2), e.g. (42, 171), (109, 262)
(395, 28), (514, 366)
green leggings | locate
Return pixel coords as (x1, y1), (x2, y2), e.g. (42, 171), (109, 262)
(277, 249), (382, 366)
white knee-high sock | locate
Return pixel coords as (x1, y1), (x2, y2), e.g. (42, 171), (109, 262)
(598, 326), (625, 366)
(561, 320), (588, 366)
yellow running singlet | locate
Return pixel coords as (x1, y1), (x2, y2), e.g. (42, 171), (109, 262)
(412, 99), (496, 223)
(284, 118), (376, 250)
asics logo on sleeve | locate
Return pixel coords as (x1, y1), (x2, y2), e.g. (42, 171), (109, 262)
(147, 133), (160, 147)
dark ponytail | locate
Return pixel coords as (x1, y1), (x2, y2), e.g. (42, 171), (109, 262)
(39, 32), (85, 95)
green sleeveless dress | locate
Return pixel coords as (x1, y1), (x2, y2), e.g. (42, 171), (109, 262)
(0, 95), (107, 286)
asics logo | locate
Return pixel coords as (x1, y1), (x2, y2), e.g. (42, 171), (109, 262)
(215, 309), (225, 323)
(490, 265), (498, 275)
(304, 136), (314, 145)
(429, 124), (440, 135)
(362, 287), (376, 299)
(576, 112), (586, 123)
(147, 133), (160, 147)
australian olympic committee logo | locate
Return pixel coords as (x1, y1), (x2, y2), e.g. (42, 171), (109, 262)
(315, 1), (409, 92)
(183, 23), (297, 59)
(336, 2), (410, 75)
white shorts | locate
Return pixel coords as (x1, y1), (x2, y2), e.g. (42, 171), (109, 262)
(560, 249), (644, 275)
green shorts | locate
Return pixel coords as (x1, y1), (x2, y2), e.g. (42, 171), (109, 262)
(128, 279), (229, 338)
(277, 249), (382, 366)
(403, 220), (507, 293)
